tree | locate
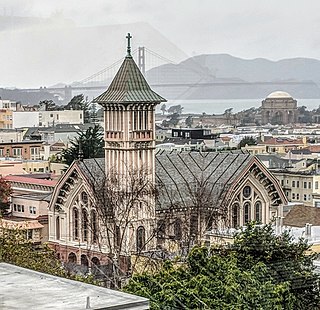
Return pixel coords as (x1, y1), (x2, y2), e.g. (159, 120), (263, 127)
(238, 136), (257, 148)
(124, 245), (292, 309)
(0, 177), (12, 217)
(65, 94), (90, 123)
(160, 104), (166, 115)
(62, 124), (104, 166)
(167, 104), (183, 115)
(0, 227), (96, 284)
(232, 223), (320, 309)
(185, 115), (193, 127)
(88, 164), (159, 288)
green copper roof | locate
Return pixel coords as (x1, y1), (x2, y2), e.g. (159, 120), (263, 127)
(93, 55), (166, 106)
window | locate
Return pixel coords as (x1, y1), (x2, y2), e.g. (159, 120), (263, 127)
(316, 181), (319, 190)
(0, 149), (3, 156)
(91, 210), (98, 243)
(136, 226), (146, 252)
(173, 132), (178, 137)
(304, 194), (307, 201)
(292, 181), (295, 187)
(174, 218), (182, 240)
(297, 181), (300, 188)
(304, 182), (307, 189)
(232, 204), (240, 228)
(308, 194), (311, 201)
(29, 206), (36, 214)
(56, 216), (60, 240)
(255, 201), (262, 223)
(243, 202), (251, 224)
(297, 193), (300, 200)
(26, 229), (33, 240)
(82, 210), (89, 242)
(13, 204), (17, 211)
(281, 179), (284, 186)
(243, 186), (251, 198)
(309, 182), (312, 189)
(292, 193), (295, 200)
(73, 208), (79, 240)
(157, 220), (166, 239)
(13, 148), (22, 157)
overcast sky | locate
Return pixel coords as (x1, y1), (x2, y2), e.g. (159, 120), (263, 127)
(1, 0), (320, 87)
(3, 0), (320, 59)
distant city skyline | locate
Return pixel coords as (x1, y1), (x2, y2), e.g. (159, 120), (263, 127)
(1, 0), (320, 88)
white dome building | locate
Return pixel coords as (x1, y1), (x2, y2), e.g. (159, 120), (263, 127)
(261, 91), (297, 125)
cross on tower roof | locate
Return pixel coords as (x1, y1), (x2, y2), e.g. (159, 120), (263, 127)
(126, 33), (132, 57)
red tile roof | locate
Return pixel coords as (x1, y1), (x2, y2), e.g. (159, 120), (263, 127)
(262, 137), (304, 145)
(5, 175), (57, 186)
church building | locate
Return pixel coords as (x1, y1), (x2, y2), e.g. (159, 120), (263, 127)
(48, 35), (288, 271)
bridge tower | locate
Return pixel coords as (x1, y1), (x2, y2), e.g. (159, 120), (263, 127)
(138, 47), (146, 76)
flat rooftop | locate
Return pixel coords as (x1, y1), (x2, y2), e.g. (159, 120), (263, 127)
(0, 263), (149, 309)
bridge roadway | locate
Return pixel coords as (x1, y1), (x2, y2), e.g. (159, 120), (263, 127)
(17, 80), (316, 93)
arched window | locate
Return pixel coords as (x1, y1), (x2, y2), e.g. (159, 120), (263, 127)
(56, 216), (60, 240)
(244, 202), (251, 224)
(68, 252), (77, 264)
(82, 210), (89, 242)
(232, 203), (240, 228)
(91, 257), (100, 276)
(91, 210), (98, 243)
(73, 208), (79, 240)
(136, 226), (145, 252)
(115, 225), (121, 249)
(255, 201), (262, 223)
(80, 254), (89, 274)
(174, 218), (182, 240)
(157, 220), (166, 239)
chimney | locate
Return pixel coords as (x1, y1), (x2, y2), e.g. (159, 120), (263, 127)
(305, 223), (312, 239)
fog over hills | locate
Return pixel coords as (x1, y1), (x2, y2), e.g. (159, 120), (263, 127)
(147, 54), (320, 99)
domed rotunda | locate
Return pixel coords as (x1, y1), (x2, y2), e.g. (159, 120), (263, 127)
(261, 91), (297, 125)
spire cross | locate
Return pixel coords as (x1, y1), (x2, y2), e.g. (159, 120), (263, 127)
(126, 33), (132, 56)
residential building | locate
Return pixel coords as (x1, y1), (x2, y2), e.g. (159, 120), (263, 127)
(0, 141), (45, 160)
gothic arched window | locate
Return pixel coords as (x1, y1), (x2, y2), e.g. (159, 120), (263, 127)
(73, 208), (79, 240)
(243, 202), (251, 224)
(82, 209), (89, 242)
(174, 218), (182, 240)
(56, 216), (60, 240)
(232, 203), (240, 228)
(136, 226), (146, 252)
(68, 252), (77, 264)
(91, 210), (98, 243)
(255, 201), (262, 223)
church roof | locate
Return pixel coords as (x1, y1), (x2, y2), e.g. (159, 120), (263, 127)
(155, 151), (252, 210)
(93, 55), (166, 106)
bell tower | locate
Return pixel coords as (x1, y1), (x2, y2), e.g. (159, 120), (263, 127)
(94, 33), (166, 178)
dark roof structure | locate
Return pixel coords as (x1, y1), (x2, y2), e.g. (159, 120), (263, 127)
(284, 205), (320, 227)
(155, 151), (252, 210)
(93, 40), (166, 106)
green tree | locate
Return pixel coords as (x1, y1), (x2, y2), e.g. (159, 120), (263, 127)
(185, 115), (193, 127)
(0, 228), (96, 284)
(160, 103), (166, 115)
(233, 223), (320, 309)
(62, 125), (104, 166)
(238, 135), (257, 148)
(124, 246), (292, 309)
(0, 177), (12, 216)
(65, 94), (90, 123)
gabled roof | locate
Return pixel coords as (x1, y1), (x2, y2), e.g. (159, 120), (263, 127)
(93, 56), (166, 106)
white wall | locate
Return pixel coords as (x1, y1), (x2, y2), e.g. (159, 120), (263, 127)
(13, 111), (39, 128)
